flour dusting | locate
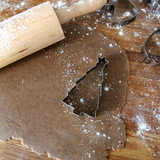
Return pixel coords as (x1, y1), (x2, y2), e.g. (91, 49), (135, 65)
(136, 115), (151, 135)
(0, 0), (159, 159)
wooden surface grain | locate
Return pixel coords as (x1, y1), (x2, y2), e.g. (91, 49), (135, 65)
(0, 0), (160, 159)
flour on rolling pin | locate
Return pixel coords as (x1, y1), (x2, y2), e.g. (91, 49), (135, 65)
(0, 0), (107, 69)
(0, 1), (64, 69)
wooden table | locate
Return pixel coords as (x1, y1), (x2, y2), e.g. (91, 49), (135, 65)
(0, 0), (159, 159)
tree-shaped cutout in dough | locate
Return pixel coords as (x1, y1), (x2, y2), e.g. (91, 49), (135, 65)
(63, 57), (109, 118)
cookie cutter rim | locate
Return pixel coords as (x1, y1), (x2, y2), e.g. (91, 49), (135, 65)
(143, 0), (160, 13)
(105, 0), (138, 26)
(63, 57), (109, 118)
(141, 28), (160, 66)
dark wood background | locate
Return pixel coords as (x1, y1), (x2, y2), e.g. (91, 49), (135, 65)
(0, 0), (160, 159)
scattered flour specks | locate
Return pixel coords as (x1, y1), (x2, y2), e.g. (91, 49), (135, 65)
(0, 0), (27, 12)
(96, 132), (100, 136)
(109, 43), (113, 47)
(123, 11), (131, 17)
(104, 86), (109, 91)
(136, 115), (151, 135)
(119, 30), (124, 36)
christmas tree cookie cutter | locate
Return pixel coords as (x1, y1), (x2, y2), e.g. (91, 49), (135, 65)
(63, 57), (109, 118)
(104, 0), (138, 26)
(141, 28), (160, 66)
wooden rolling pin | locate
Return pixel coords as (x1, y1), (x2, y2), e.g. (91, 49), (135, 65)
(0, 0), (107, 69)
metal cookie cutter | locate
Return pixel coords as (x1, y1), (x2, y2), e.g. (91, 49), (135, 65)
(141, 28), (160, 66)
(141, 0), (160, 66)
(63, 57), (109, 118)
(104, 0), (138, 26)
(143, 0), (160, 14)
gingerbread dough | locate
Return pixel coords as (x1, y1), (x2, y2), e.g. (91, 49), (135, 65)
(63, 57), (108, 118)
(0, 22), (129, 160)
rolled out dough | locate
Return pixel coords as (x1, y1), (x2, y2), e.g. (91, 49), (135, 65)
(0, 22), (129, 160)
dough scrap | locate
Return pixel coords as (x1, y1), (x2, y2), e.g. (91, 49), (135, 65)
(0, 22), (129, 160)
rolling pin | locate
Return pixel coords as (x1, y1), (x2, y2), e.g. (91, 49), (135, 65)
(0, 0), (107, 69)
